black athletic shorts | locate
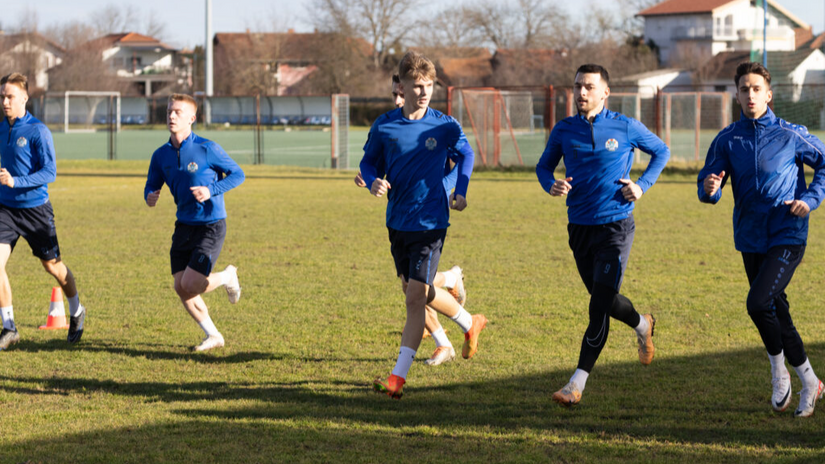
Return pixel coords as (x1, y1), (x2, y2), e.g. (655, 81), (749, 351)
(170, 219), (226, 276)
(568, 215), (635, 293)
(0, 201), (61, 261)
(388, 228), (446, 285)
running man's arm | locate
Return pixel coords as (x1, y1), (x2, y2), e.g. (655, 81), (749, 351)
(697, 133), (729, 204)
(205, 143), (245, 197)
(144, 152), (165, 207)
(794, 128), (825, 214)
(8, 125), (56, 189)
(629, 119), (670, 194)
(536, 126), (565, 194)
(359, 121), (386, 195)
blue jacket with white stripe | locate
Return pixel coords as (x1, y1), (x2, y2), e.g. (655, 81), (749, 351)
(698, 107), (825, 253)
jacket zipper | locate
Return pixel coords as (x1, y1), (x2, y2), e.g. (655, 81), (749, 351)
(753, 119), (759, 191)
(589, 119), (595, 149)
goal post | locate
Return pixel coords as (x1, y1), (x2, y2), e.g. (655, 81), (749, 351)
(60, 91), (121, 134)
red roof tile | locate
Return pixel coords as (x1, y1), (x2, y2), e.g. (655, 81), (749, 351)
(638, 0), (735, 16)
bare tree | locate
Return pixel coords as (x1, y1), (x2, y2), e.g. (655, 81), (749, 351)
(455, 0), (570, 50)
(308, 0), (421, 68)
(89, 3), (169, 40)
(412, 6), (484, 49)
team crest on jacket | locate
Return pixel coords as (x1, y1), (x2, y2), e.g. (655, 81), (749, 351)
(605, 138), (618, 151)
(187, 162), (198, 173)
(425, 137), (437, 150)
(16, 137), (27, 148)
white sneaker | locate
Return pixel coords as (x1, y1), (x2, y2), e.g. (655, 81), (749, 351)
(224, 265), (241, 304)
(193, 334), (225, 352)
(424, 346), (456, 366)
(795, 379), (824, 418)
(771, 371), (792, 412)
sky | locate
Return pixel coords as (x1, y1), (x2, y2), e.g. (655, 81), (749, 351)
(4, 0), (825, 50)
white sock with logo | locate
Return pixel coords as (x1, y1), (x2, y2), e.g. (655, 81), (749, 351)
(198, 316), (220, 337)
(570, 369), (589, 391)
(1, 306), (14, 331)
(793, 358), (819, 388)
(430, 328), (452, 348)
(391, 346), (417, 379)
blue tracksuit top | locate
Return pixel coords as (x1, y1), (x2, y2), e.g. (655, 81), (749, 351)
(360, 107), (474, 231)
(698, 108), (825, 253)
(144, 132), (245, 225)
(0, 112), (56, 208)
(536, 107), (670, 225)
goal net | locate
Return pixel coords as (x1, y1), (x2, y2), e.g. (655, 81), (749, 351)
(451, 88), (530, 166)
(39, 91), (121, 160)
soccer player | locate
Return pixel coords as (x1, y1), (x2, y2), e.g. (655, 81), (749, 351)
(144, 94), (245, 352)
(698, 62), (825, 418)
(0, 73), (87, 349)
(361, 51), (487, 398)
(536, 64), (669, 407)
(356, 73), (466, 367)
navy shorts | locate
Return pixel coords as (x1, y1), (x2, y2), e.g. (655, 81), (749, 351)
(0, 201), (61, 261)
(170, 219), (226, 276)
(388, 228), (446, 285)
(567, 215), (635, 293)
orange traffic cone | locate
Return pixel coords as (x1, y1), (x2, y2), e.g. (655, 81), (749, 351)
(39, 287), (69, 330)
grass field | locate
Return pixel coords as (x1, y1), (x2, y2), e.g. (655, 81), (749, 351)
(1, 161), (825, 463)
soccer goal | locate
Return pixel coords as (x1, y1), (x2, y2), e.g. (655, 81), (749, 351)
(38, 91), (121, 160)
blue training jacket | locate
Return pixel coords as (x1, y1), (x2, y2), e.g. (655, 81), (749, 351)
(144, 132), (245, 225)
(698, 107), (825, 253)
(0, 112), (56, 208)
(360, 107), (474, 231)
(536, 108), (670, 225)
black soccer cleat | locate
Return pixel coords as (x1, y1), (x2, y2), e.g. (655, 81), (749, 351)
(67, 310), (85, 344)
(0, 328), (20, 350)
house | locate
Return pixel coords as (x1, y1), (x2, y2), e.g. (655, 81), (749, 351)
(88, 32), (180, 96)
(213, 31), (372, 96)
(0, 32), (65, 92)
(638, 0), (810, 66)
(614, 68), (694, 97)
(410, 47), (493, 88)
(694, 48), (825, 100)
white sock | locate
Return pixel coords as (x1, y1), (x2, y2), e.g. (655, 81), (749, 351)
(441, 270), (458, 289)
(570, 369), (589, 391)
(634, 314), (649, 337)
(768, 351), (788, 378)
(0, 306), (14, 331)
(431, 327), (452, 348)
(391, 346), (416, 379)
(217, 269), (231, 286)
(793, 358), (819, 387)
(450, 307), (473, 333)
(68, 294), (83, 317)
(198, 316), (220, 337)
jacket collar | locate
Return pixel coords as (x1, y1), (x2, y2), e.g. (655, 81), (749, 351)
(576, 106), (609, 123)
(3, 111), (32, 128)
(167, 131), (195, 149)
(739, 106), (776, 129)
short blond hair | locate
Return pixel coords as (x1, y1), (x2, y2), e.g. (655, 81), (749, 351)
(168, 93), (198, 113)
(398, 51), (436, 83)
(0, 73), (28, 94)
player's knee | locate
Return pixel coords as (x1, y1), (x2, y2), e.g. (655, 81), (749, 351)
(746, 291), (773, 315)
(40, 259), (63, 277)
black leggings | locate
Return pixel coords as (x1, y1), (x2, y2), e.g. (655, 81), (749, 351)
(577, 282), (641, 372)
(742, 245), (807, 367)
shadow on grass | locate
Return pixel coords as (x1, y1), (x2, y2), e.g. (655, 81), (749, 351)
(10, 339), (279, 364)
(4, 343), (825, 463)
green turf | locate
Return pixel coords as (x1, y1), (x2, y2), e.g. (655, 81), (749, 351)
(1, 161), (825, 463)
